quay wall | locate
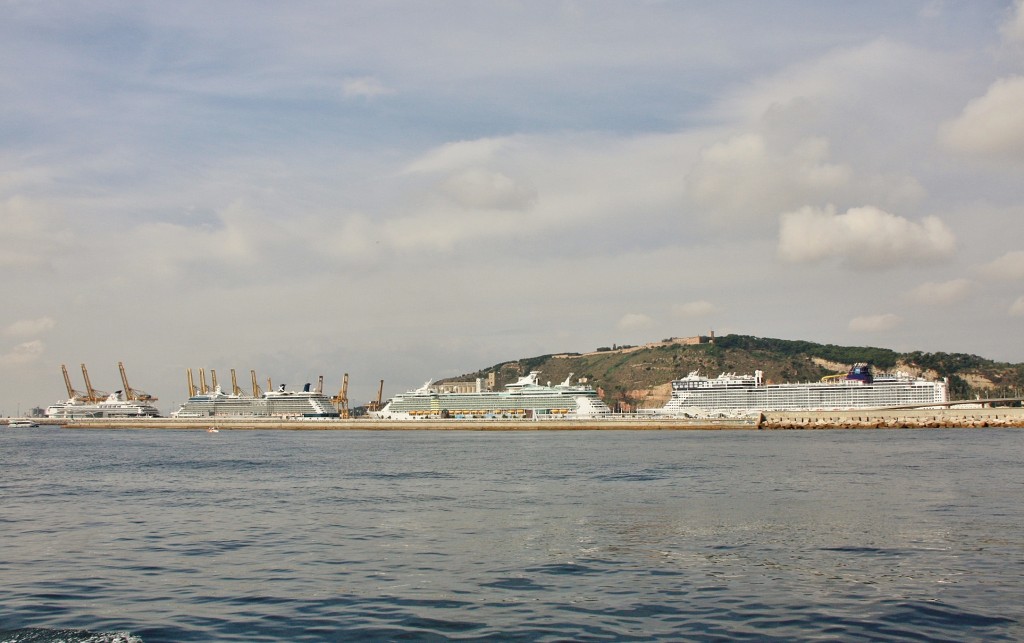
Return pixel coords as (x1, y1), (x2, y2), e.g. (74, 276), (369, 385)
(54, 407), (1024, 430)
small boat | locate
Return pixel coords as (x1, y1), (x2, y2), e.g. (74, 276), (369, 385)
(207, 427), (219, 433)
(7, 418), (40, 428)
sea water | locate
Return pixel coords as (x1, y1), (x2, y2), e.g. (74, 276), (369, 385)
(1, 427), (1022, 641)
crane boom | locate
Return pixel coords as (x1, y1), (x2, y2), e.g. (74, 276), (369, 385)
(366, 379), (384, 412)
(199, 368), (209, 395)
(187, 368), (196, 398)
(251, 370), (263, 398)
(211, 369), (218, 392)
(118, 362), (157, 402)
(61, 364), (86, 399)
(231, 369), (242, 396)
(80, 363), (109, 402)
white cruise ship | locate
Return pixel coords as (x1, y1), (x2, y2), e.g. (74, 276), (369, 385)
(657, 363), (948, 417)
(45, 392), (161, 419)
(172, 383), (339, 419)
(374, 372), (611, 420)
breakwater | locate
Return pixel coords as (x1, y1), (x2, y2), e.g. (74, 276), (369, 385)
(758, 407), (1024, 429)
(56, 407), (1024, 430)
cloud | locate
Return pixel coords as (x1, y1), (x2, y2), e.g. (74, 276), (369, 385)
(616, 313), (654, 331)
(939, 76), (1024, 161)
(1011, 296), (1024, 317)
(404, 138), (517, 175)
(848, 314), (902, 333)
(777, 205), (955, 265)
(439, 169), (536, 210)
(0, 340), (45, 366)
(908, 279), (972, 306)
(977, 250), (1024, 280)
(342, 76), (394, 99)
(686, 134), (852, 223)
(4, 317), (56, 337)
(671, 300), (718, 319)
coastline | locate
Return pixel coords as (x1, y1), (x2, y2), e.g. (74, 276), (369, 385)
(48, 406), (1024, 430)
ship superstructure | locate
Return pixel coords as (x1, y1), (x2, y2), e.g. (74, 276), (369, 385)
(657, 363), (948, 417)
(172, 383), (339, 418)
(374, 371), (611, 420)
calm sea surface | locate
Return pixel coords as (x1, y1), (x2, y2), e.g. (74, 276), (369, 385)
(1, 427), (1022, 642)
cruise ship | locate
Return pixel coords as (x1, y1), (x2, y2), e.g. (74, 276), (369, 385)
(374, 372), (612, 420)
(45, 392), (161, 419)
(657, 363), (948, 417)
(172, 383), (339, 419)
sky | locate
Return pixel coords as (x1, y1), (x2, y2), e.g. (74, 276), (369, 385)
(2, 0), (1024, 414)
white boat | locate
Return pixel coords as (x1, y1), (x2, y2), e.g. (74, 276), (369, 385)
(45, 393), (161, 419)
(656, 363), (948, 417)
(7, 418), (40, 428)
(374, 371), (612, 420)
(173, 383), (338, 419)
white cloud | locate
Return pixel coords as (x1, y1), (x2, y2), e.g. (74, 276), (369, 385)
(908, 279), (971, 306)
(0, 340), (45, 366)
(4, 317), (56, 337)
(341, 76), (394, 99)
(616, 313), (654, 331)
(1010, 296), (1024, 316)
(439, 169), (536, 210)
(404, 138), (517, 175)
(977, 250), (1024, 280)
(939, 76), (1024, 161)
(671, 301), (718, 319)
(686, 134), (852, 223)
(777, 205), (955, 265)
(848, 314), (902, 333)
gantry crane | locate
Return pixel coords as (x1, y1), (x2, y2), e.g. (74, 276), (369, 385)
(80, 363), (109, 402)
(366, 379), (384, 413)
(119, 361), (156, 402)
(198, 368), (209, 395)
(186, 368), (197, 397)
(250, 370), (264, 398)
(332, 373), (350, 418)
(60, 364), (87, 400)
(210, 369), (219, 392)
(230, 369), (244, 396)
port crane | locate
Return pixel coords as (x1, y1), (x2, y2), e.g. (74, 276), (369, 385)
(332, 373), (350, 418)
(198, 368), (210, 395)
(230, 369), (244, 396)
(186, 368), (197, 397)
(80, 364), (110, 402)
(60, 364), (87, 401)
(366, 379), (384, 413)
(119, 362), (156, 401)
(250, 370), (264, 398)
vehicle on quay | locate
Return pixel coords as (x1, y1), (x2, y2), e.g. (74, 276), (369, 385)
(373, 371), (612, 420)
(655, 363), (948, 417)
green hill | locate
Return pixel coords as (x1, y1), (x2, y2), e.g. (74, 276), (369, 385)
(442, 334), (1024, 410)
